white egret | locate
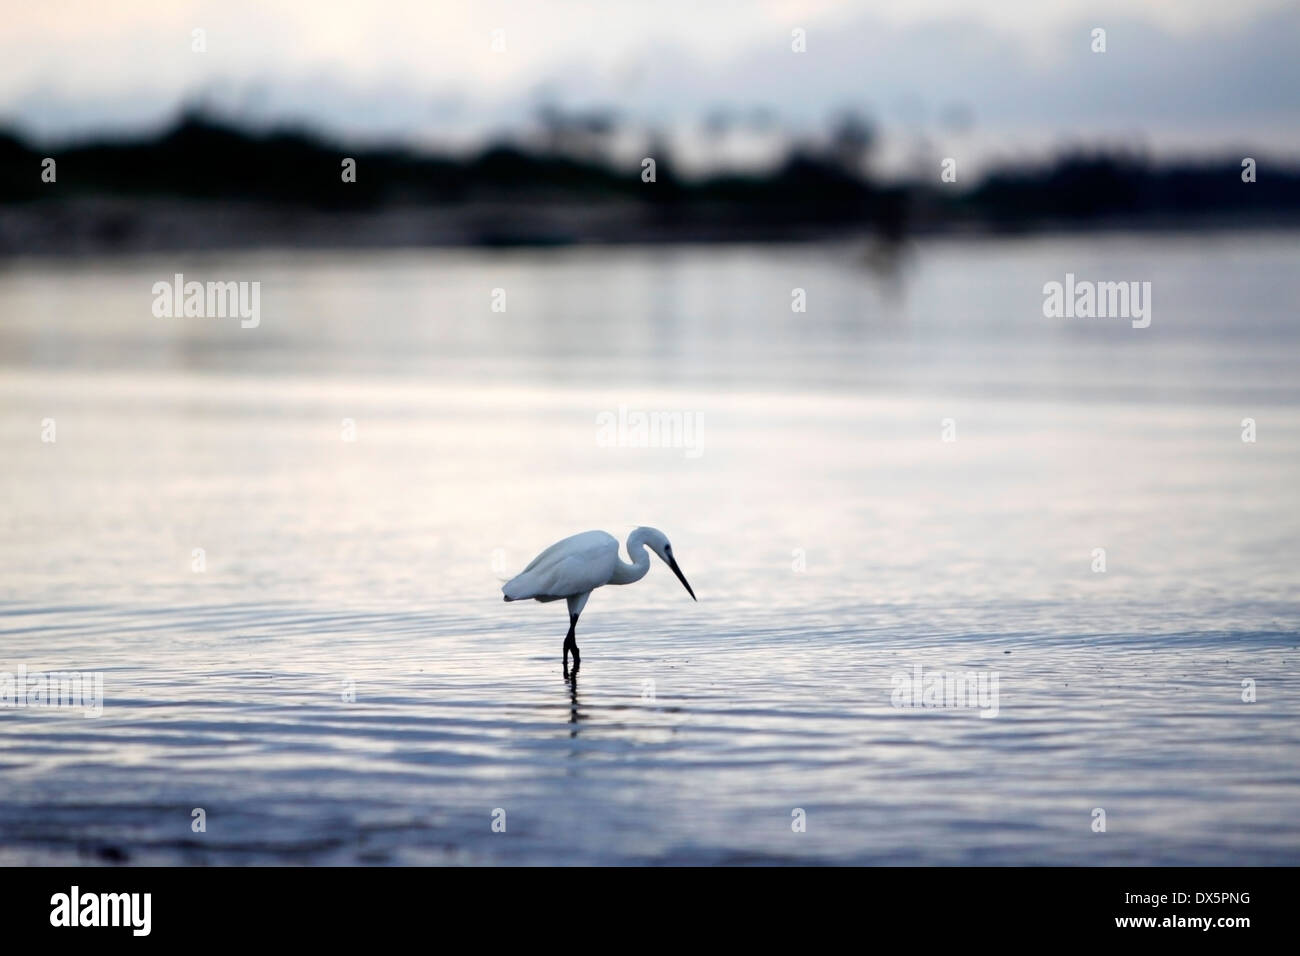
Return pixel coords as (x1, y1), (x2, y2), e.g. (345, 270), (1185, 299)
(502, 527), (696, 675)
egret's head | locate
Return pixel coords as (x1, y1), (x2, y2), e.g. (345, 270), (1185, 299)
(637, 527), (696, 601)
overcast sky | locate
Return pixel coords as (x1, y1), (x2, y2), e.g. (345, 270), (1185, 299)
(4, 1), (1297, 171)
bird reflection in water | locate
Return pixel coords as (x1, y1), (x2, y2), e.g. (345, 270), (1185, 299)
(567, 672), (583, 740)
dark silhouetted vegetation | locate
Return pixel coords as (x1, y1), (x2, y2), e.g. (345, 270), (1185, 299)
(1, 114), (1296, 255)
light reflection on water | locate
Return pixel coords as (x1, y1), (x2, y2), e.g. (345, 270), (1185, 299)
(1, 235), (1298, 864)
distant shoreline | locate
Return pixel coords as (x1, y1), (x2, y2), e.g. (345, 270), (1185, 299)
(3, 115), (1298, 256)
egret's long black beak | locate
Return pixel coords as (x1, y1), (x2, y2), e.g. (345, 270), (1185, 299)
(667, 557), (696, 601)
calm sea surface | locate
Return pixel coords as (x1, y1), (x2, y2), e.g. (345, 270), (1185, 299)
(1, 234), (1298, 864)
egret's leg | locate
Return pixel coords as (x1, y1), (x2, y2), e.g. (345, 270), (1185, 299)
(563, 614), (578, 677)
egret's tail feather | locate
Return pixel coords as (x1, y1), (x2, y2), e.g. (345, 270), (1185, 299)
(501, 573), (532, 602)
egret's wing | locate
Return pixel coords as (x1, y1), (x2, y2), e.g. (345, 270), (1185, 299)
(503, 531), (618, 601)
(530, 553), (610, 599)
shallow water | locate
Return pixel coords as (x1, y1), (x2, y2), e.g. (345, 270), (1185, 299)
(1, 235), (1298, 864)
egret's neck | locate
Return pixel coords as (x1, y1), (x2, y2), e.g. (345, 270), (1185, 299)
(610, 530), (652, 585)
